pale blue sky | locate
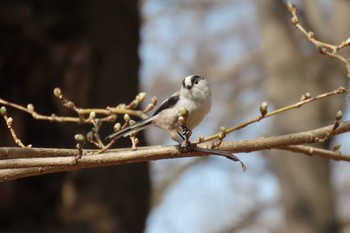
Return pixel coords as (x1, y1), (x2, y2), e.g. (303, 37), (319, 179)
(140, 1), (282, 233)
(140, 1), (350, 233)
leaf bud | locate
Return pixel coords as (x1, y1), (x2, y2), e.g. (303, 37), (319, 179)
(137, 92), (146, 102)
(260, 101), (269, 117)
(0, 106), (7, 116)
(336, 110), (343, 121)
(74, 134), (85, 142)
(124, 114), (130, 122)
(114, 123), (121, 132)
(333, 143), (341, 152)
(7, 117), (13, 126)
(53, 87), (62, 97)
(151, 96), (158, 106)
(178, 107), (188, 116)
(89, 111), (96, 119)
(27, 103), (34, 112)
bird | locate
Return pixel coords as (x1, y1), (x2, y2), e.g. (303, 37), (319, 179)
(106, 75), (211, 143)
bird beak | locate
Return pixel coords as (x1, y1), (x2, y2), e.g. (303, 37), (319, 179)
(186, 84), (193, 89)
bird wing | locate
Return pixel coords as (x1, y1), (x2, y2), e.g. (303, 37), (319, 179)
(152, 91), (180, 116)
(105, 116), (155, 140)
(106, 92), (180, 141)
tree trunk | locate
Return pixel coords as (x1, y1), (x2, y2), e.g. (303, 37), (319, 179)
(0, 1), (150, 232)
(256, 1), (344, 232)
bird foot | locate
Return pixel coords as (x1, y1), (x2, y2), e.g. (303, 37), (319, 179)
(178, 141), (197, 152)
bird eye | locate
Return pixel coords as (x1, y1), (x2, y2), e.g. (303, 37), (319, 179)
(194, 80), (199, 84)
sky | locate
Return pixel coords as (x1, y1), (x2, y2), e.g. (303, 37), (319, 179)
(139, 1), (283, 233)
(139, 1), (350, 233)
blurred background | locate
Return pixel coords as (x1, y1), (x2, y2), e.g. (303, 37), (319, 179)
(0, 0), (350, 233)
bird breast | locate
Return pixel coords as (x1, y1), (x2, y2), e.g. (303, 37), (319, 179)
(181, 97), (211, 129)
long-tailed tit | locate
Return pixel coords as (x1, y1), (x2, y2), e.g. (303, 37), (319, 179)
(106, 75), (211, 143)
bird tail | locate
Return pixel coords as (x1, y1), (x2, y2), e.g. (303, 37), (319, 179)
(105, 116), (155, 140)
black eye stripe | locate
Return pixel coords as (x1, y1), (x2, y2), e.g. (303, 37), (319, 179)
(182, 75), (202, 88)
(191, 75), (202, 85)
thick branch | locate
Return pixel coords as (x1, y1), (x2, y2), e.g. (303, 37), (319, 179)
(1, 120), (350, 182)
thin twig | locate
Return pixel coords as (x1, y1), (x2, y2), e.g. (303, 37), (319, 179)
(0, 93), (149, 124)
(287, 2), (350, 77)
(278, 145), (350, 162)
(0, 107), (28, 148)
(198, 87), (349, 143)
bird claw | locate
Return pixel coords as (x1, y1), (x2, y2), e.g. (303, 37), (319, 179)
(179, 127), (192, 147)
(178, 141), (197, 152)
(182, 127), (190, 136)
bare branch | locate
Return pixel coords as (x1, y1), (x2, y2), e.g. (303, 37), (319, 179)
(0, 106), (29, 148)
(0, 90), (149, 124)
(278, 145), (350, 162)
(199, 86), (349, 143)
(1, 120), (350, 182)
(287, 2), (350, 77)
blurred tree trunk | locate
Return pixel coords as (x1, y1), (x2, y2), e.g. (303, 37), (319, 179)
(0, 1), (150, 233)
(256, 0), (347, 232)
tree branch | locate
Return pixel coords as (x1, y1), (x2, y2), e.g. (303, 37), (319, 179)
(1, 120), (350, 182)
(288, 2), (350, 77)
(199, 86), (348, 143)
(278, 145), (349, 161)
